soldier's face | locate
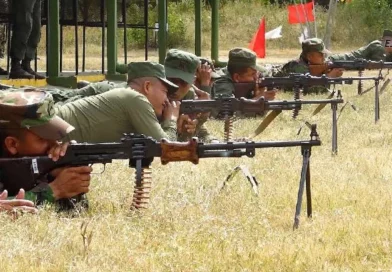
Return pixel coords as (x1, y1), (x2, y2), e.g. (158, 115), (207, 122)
(167, 78), (191, 101)
(233, 68), (258, 82)
(147, 80), (169, 117)
(306, 52), (324, 64)
(5, 129), (55, 157)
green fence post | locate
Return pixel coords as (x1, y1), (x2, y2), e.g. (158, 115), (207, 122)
(158, 0), (167, 64)
(211, 0), (226, 67)
(195, 0), (202, 56)
(47, 0), (60, 78)
(107, 0), (117, 76)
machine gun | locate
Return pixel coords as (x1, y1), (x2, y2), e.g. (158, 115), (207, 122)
(233, 73), (381, 98)
(180, 96), (343, 153)
(308, 59), (392, 96)
(0, 130), (321, 228)
(308, 59), (392, 77)
(233, 73), (383, 124)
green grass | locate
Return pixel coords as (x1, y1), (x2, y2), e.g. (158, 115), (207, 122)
(2, 70), (392, 271)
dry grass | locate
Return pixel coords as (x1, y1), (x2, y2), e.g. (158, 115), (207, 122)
(1, 3), (392, 270)
(0, 47), (353, 74)
(1, 62), (392, 271)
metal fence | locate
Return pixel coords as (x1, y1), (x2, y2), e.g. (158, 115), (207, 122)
(0, 0), (156, 77)
(0, 0), (221, 86)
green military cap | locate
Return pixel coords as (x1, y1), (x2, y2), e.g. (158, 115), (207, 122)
(127, 61), (178, 93)
(227, 47), (264, 71)
(199, 57), (221, 79)
(302, 38), (331, 55)
(382, 30), (392, 48)
(164, 49), (200, 84)
(0, 89), (74, 140)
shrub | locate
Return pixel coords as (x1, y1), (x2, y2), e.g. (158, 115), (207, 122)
(121, 2), (191, 49)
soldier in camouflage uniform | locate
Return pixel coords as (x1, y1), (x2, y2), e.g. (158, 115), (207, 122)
(54, 61), (186, 143)
(328, 30), (392, 62)
(212, 47), (276, 100)
(164, 49), (217, 142)
(0, 89), (92, 207)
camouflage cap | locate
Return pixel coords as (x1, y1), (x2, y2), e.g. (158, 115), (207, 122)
(227, 47), (264, 71)
(199, 57), (221, 79)
(164, 49), (200, 84)
(382, 30), (392, 48)
(302, 38), (331, 55)
(127, 61), (178, 93)
(0, 89), (74, 140)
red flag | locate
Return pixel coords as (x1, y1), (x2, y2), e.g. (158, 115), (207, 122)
(288, 1), (315, 24)
(249, 17), (265, 58)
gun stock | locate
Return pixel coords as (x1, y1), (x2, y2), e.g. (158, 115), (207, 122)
(233, 82), (256, 98)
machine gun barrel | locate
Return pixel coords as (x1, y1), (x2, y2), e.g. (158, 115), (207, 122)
(258, 74), (380, 88)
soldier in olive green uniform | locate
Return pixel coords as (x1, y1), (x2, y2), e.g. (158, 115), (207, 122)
(46, 81), (127, 106)
(273, 38), (343, 94)
(0, 90), (92, 207)
(48, 55), (220, 107)
(164, 49), (216, 142)
(9, 0), (45, 79)
(55, 62), (180, 143)
(276, 33), (392, 79)
(328, 30), (392, 62)
(212, 48), (274, 99)
(0, 80), (128, 105)
(194, 57), (221, 94)
(274, 38), (335, 77)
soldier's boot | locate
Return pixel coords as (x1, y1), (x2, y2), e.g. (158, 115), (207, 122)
(9, 59), (34, 79)
(21, 59), (46, 80)
(0, 67), (8, 75)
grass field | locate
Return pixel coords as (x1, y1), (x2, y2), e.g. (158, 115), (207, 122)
(2, 55), (392, 271)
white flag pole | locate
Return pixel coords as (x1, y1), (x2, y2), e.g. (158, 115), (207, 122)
(299, 0), (312, 37)
(312, 0), (318, 37)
